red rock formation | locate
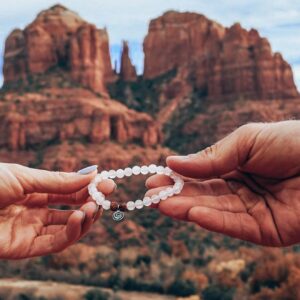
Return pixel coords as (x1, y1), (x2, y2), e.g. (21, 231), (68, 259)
(120, 41), (137, 81)
(70, 24), (107, 95)
(143, 11), (298, 100)
(3, 4), (114, 95)
(143, 11), (225, 79)
(0, 88), (161, 151)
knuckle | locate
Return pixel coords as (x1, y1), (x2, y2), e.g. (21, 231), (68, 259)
(237, 122), (264, 135)
(6, 163), (23, 172)
(201, 144), (219, 175)
(202, 144), (218, 159)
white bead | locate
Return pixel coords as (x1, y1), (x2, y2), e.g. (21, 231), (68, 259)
(143, 197), (152, 206)
(91, 191), (97, 200)
(148, 164), (157, 173)
(174, 181), (184, 190)
(174, 177), (182, 183)
(157, 166), (164, 174)
(88, 185), (97, 195)
(173, 186), (181, 194)
(116, 169), (125, 178)
(102, 200), (111, 210)
(127, 201), (135, 211)
(141, 166), (149, 175)
(135, 199), (144, 209)
(124, 167), (133, 176)
(164, 167), (172, 176)
(94, 193), (104, 205)
(170, 174), (177, 180)
(108, 170), (117, 179)
(132, 166), (141, 175)
(93, 175), (102, 184)
(166, 187), (174, 197)
(96, 199), (104, 206)
(151, 194), (160, 204)
(93, 192), (102, 200)
(100, 170), (109, 179)
(159, 190), (168, 200)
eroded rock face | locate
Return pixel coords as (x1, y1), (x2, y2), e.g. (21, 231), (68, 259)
(0, 88), (161, 151)
(120, 41), (137, 81)
(143, 11), (298, 100)
(143, 11), (225, 79)
(70, 24), (108, 95)
(3, 5), (113, 95)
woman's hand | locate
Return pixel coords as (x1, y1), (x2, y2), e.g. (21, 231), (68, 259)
(0, 164), (114, 259)
(146, 121), (300, 247)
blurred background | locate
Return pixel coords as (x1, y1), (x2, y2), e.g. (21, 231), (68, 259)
(0, 1), (300, 300)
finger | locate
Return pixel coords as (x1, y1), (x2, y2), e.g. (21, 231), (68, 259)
(166, 124), (264, 178)
(176, 179), (233, 197)
(146, 179), (233, 199)
(29, 210), (84, 257)
(187, 206), (262, 244)
(41, 225), (65, 235)
(46, 209), (73, 225)
(41, 202), (100, 244)
(53, 209), (85, 251)
(23, 178), (115, 206)
(158, 193), (246, 219)
(98, 179), (116, 196)
(146, 174), (174, 189)
(91, 205), (102, 223)
(48, 179), (116, 204)
(79, 201), (99, 236)
(10, 164), (97, 195)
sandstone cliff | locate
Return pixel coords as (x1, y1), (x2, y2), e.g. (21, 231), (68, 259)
(0, 88), (161, 151)
(3, 4), (114, 95)
(143, 11), (298, 100)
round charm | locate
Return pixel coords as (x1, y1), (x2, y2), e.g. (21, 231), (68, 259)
(112, 210), (125, 222)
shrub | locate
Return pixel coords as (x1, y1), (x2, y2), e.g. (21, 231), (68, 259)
(159, 241), (172, 255)
(167, 279), (197, 297)
(240, 262), (256, 283)
(202, 284), (235, 300)
(14, 294), (32, 300)
(108, 274), (122, 290)
(135, 255), (151, 266)
(84, 289), (110, 300)
(122, 278), (164, 293)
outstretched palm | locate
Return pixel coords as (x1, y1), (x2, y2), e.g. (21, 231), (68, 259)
(147, 121), (300, 246)
(0, 163), (113, 258)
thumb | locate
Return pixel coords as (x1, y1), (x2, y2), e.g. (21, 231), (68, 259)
(167, 124), (262, 179)
(9, 164), (98, 194)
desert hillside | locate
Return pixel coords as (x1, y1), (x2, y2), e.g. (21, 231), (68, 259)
(1, 4), (300, 300)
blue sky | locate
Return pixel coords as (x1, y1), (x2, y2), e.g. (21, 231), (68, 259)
(0, 0), (300, 89)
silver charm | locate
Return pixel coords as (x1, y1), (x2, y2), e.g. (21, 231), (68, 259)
(112, 210), (124, 222)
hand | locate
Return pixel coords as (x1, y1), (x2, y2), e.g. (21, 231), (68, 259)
(146, 121), (300, 247)
(0, 163), (115, 259)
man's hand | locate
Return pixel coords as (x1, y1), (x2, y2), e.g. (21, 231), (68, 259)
(146, 121), (300, 247)
(0, 164), (115, 259)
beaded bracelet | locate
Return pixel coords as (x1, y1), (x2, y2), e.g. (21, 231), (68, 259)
(88, 165), (184, 221)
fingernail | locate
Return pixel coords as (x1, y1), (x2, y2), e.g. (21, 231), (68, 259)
(81, 211), (86, 226)
(93, 205), (100, 220)
(77, 165), (98, 175)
